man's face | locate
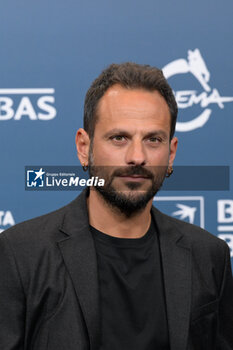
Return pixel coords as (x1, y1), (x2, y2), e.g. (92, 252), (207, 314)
(87, 84), (177, 215)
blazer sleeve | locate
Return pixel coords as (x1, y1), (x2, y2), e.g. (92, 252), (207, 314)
(217, 244), (233, 349)
(0, 233), (25, 350)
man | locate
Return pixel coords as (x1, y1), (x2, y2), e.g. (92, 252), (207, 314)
(0, 63), (232, 350)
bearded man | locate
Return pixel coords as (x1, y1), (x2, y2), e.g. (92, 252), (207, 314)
(0, 63), (232, 350)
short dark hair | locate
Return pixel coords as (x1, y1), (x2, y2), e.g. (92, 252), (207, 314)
(84, 62), (178, 140)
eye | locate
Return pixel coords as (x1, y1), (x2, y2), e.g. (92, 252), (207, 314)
(110, 135), (127, 144)
(147, 136), (162, 144)
(144, 135), (167, 147)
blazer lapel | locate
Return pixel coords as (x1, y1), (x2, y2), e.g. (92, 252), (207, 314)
(152, 207), (192, 350)
(57, 190), (101, 350)
(55, 191), (192, 350)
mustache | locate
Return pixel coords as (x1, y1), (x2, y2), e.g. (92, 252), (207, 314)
(112, 165), (154, 179)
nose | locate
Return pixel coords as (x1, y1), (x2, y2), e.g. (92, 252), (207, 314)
(125, 140), (146, 166)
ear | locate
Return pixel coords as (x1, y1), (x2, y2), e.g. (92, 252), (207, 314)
(168, 137), (178, 167)
(75, 128), (90, 166)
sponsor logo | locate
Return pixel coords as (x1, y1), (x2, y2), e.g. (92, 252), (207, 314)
(153, 196), (204, 228)
(172, 203), (197, 224)
(163, 49), (233, 132)
(0, 211), (15, 233)
(217, 200), (233, 257)
(0, 88), (56, 121)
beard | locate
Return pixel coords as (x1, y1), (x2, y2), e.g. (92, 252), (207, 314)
(88, 151), (167, 217)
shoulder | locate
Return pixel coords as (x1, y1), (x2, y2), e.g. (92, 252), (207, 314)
(1, 191), (86, 247)
(2, 203), (68, 245)
(0, 192), (89, 286)
(152, 205), (231, 286)
(152, 205), (229, 255)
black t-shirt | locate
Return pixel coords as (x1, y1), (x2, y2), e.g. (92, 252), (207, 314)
(90, 219), (170, 350)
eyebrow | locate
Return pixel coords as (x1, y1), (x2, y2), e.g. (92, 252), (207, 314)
(144, 130), (168, 140)
(103, 129), (169, 140)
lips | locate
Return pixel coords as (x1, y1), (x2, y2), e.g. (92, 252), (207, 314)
(118, 175), (150, 181)
(120, 175), (148, 178)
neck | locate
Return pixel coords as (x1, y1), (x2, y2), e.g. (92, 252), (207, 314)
(87, 188), (153, 239)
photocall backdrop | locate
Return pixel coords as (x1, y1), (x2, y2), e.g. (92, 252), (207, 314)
(0, 0), (233, 271)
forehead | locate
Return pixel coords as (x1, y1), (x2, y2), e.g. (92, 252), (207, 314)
(95, 84), (171, 131)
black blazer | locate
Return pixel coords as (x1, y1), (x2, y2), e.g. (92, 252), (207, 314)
(0, 190), (233, 350)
